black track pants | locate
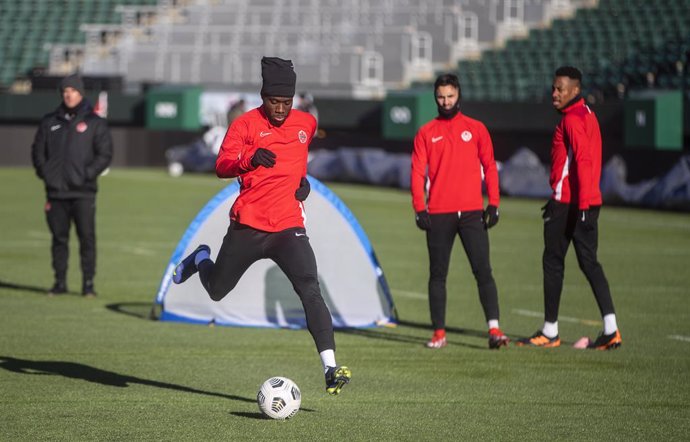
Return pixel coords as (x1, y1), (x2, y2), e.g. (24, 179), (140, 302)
(45, 197), (96, 284)
(197, 223), (335, 352)
(542, 201), (615, 322)
(426, 211), (499, 330)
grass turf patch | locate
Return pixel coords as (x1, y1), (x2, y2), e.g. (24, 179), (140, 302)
(1, 168), (689, 440)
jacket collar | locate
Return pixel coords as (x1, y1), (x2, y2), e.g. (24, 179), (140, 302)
(560, 96), (584, 114)
(56, 99), (92, 121)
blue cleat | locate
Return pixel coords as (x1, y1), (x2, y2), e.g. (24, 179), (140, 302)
(173, 245), (210, 284)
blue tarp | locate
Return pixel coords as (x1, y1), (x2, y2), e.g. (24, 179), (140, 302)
(308, 147), (690, 210)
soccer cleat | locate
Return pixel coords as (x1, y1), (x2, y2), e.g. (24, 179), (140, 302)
(325, 366), (351, 395)
(516, 330), (561, 348)
(82, 280), (97, 298)
(48, 281), (67, 297)
(588, 330), (622, 350)
(425, 329), (447, 349)
(173, 245), (210, 284)
(488, 327), (510, 349)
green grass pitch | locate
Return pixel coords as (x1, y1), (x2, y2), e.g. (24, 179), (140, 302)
(1, 167), (689, 440)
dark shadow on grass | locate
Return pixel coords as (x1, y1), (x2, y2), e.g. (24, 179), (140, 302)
(0, 279), (51, 295)
(104, 305), (490, 348)
(338, 319), (488, 350)
(106, 302), (157, 320)
(231, 412), (267, 420)
(396, 319), (489, 339)
(0, 356), (254, 403)
(230, 407), (314, 420)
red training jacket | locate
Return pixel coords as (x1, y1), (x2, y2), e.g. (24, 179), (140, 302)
(216, 107), (316, 232)
(411, 111), (499, 213)
(550, 98), (603, 209)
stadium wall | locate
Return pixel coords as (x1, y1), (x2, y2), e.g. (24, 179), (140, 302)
(1, 93), (686, 182)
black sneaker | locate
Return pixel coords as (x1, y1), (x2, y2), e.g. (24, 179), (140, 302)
(173, 245), (211, 284)
(48, 281), (67, 297)
(82, 280), (97, 298)
(588, 330), (622, 350)
(515, 330), (561, 348)
(325, 366), (351, 395)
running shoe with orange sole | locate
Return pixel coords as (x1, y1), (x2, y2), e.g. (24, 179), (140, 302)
(516, 330), (561, 348)
(587, 330), (622, 350)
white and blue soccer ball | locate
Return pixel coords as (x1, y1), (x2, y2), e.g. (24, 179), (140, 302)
(257, 377), (301, 420)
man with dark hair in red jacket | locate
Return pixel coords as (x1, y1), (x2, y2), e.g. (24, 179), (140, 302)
(517, 66), (621, 350)
(411, 73), (509, 350)
(172, 57), (350, 394)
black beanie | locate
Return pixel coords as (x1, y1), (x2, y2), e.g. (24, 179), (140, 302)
(260, 57), (296, 97)
(60, 74), (85, 96)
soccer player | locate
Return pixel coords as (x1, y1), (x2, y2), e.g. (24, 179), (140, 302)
(517, 66), (621, 350)
(172, 57), (351, 394)
(411, 73), (509, 350)
(31, 74), (113, 297)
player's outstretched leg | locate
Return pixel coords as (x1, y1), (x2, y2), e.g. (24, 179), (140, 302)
(173, 245), (210, 284)
(325, 366), (351, 395)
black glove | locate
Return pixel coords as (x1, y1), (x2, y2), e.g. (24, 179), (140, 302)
(415, 210), (431, 231)
(295, 177), (310, 201)
(541, 200), (553, 221)
(251, 148), (276, 168)
(578, 209), (594, 231)
(483, 205), (499, 229)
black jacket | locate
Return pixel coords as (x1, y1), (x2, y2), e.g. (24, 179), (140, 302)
(31, 101), (113, 199)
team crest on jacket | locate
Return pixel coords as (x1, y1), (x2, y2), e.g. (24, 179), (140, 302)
(298, 130), (307, 144)
(461, 130), (472, 142)
(76, 122), (88, 133)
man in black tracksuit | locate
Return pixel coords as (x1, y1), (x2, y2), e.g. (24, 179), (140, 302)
(31, 74), (113, 297)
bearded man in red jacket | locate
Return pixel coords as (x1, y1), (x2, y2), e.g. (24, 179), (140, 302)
(411, 73), (509, 350)
(172, 57), (350, 394)
(517, 66), (621, 350)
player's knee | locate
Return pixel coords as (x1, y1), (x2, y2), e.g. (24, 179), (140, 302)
(578, 259), (601, 276)
(474, 269), (494, 286)
(291, 274), (320, 298)
(207, 281), (237, 302)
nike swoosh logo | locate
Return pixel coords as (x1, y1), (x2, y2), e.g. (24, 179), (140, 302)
(431, 136), (443, 143)
(51, 125), (61, 132)
(259, 131), (272, 138)
(295, 232), (306, 237)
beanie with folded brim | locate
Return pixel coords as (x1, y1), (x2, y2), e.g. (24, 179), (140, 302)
(260, 57), (296, 97)
(60, 74), (85, 96)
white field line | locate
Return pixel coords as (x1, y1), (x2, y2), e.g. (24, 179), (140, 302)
(391, 288), (427, 300)
(667, 335), (690, 343)
(1, 238), (169, 256)
(512, 308), (600, 326)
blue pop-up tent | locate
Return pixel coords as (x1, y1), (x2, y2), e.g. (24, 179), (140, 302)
(154, 176), (397, 328)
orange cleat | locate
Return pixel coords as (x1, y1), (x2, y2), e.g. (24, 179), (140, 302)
(516, 330), (561, 348)
(588, 330), (622, 350)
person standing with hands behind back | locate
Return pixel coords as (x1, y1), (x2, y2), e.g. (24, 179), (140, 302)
(31, 74), (113, 298)
(411, 73), (509, 350)
(517, 66), (621, 350)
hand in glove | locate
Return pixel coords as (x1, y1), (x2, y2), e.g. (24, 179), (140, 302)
(295, 177), (311, 201)
(415, 210), (431, 231)
(251, 148), (276, 168)
(483, 205), (499, 229)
